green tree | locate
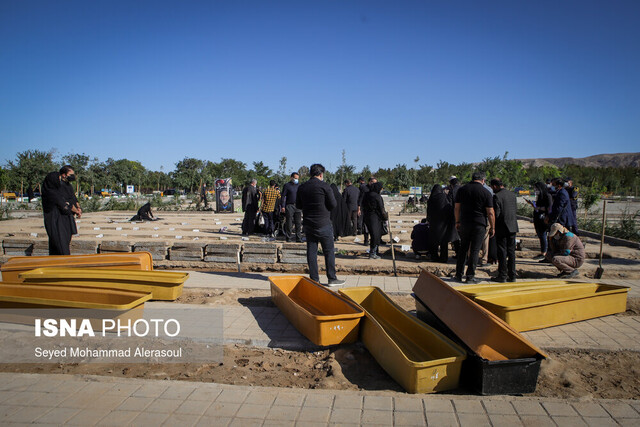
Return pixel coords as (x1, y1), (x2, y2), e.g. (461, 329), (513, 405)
(250, 161), (273, 187)
(6, 149), (57, 194)
(61, 153), (94, 195)
(173, 158), (205, 193)
(277, 156), (288, 182)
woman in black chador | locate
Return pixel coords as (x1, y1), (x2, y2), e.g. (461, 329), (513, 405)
(362, 182), (387, 259)
(426, 184), (451, 262)
(330, 183), (351, 240)
(41, 166), (80, 255)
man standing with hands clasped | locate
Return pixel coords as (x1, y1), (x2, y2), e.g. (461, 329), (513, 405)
(296, 164), (345, 287)
(454, 172), (495, 284)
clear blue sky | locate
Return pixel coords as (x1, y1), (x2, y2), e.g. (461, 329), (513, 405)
(2, 0), (639, 173)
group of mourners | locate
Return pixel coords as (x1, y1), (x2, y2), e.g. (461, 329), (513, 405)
(240, 172), (391, 260)
(411, 173), (585, 283)
(39, 163), (586, 286)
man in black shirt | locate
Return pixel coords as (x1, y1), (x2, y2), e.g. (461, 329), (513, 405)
(342, 179), (359, 236)
(296, 164), (344, 286)
(280, 172), (302, 242)
(454, 172), (495, 283)
(490, 179), (518, 282)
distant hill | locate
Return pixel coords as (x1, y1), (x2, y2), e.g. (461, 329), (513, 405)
(517, 153), (640, 168)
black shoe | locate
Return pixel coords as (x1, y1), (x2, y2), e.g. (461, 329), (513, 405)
(557, 271), (570, 278)
(538, 258), (551, 264)
(567, 269), (579, 279)
(491, 277), (507, 283)
(452, 275), (463, 283)
(532, 255), (545, 261)
(507, 277), (517, 283)
(466, 277), (480, 284)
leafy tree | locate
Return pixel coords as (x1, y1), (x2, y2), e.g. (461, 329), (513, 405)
(6, 149), (56, 194)
(277, 157), (288, 182)
(61, 153), (95, 195)
(297, 165), (309, 181)
(250, 161), (273, 187)
(104, 158), (147, 193)
(217, 158), (248, 189)
(173, 158), (205, 193)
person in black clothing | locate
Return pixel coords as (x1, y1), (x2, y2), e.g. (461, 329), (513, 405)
(565, 177), (579, 234)
(280, 173), (302, 242)
(446, 177), (461, 257)
(130, 202), (156, 221)
(330, 183), (351, 240)
(342, 179), (359, 236)
(454, 172), (495, 283)
(356, 176), (368, 237)
(241, 179), (260, 235)
(296, 164), (345, 286)
(42, 165), (81, 255)
(426, 185), (450, 263)
(490, 179), (519, 282)
(362, 182), (387, 259)
(411, 218), (429, 259)
(527, 181), (553, 260)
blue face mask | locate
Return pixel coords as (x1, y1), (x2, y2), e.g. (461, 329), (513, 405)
(293, 179), (299, 184)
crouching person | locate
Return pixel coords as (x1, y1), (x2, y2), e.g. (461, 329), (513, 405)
(546, 223), (584, 278)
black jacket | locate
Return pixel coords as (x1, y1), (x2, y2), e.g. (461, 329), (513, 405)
(242, 185), (259, 212)
(342, 185), (359, 211)
(493, 187), (519, 234)
(280, 181), (299, 208)
(296, 177), (336, 229)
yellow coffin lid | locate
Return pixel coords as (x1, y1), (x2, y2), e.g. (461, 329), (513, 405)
(18, 268), (188, 300)
(0, 282), (151, 310)
(1, 252), (153, 282)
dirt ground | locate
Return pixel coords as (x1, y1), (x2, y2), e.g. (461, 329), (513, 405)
(1, 290), (638, 398)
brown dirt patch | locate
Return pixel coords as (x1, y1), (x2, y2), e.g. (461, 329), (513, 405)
(1, 346), (638, 398)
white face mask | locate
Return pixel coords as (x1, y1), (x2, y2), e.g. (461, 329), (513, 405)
(293, 179), (298, 184)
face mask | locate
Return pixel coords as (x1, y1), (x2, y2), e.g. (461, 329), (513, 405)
(293, 179), (299, 184)
(66, 174), (76, 182)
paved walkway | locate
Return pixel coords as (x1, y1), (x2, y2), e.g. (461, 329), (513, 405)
(1, 372), (639, 426)
(1, 272), (639, 426)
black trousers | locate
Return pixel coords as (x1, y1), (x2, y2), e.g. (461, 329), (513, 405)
(455, 223), (486, 279)
(284, 204), (302, 241)
(304, 224), (337, 282)
(242, 208), (257, 234)
(496, 231), (517, 280)
(348, 210), (358, 236)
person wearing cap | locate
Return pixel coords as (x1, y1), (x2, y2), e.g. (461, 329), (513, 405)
(545, 223), (585, 278)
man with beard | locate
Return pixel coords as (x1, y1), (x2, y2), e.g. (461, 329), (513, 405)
(41, 165), (82, 255)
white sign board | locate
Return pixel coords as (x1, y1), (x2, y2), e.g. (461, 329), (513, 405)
(126, 185), (134, 193)
(409, 186), (422, 195)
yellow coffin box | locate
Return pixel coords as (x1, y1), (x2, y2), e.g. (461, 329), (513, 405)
(339, 287), (466, 394)
(269, 276), (364, 346)
(0, 282), (151, 328)
(474, 283), (630, 331)
(1, 252), (153, 282)
(18, 268), (188, 301)
(0, 282), (151, 310)
(456, 280), (588, 299)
